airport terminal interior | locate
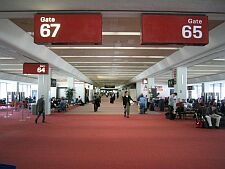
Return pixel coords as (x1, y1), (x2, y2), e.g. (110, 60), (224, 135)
(0, 1), (225, 169)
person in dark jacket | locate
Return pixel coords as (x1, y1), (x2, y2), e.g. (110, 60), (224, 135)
(93, 93), (101, 112)
(35, 95), (45, 124)
(122, 91), (133, 118)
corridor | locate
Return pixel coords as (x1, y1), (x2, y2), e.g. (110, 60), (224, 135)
(0, 104), (225, 169)
(66, 96), (139, 115)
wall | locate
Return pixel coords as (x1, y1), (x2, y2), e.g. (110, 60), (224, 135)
(75, 82), (85, 102)
(136, 81), (141, 99)
(129, 89), (137, 101)
(50, 87), (57, 98)
(155, 84), (171, 98)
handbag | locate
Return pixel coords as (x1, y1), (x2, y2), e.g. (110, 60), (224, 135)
(130, 100), (134, 105)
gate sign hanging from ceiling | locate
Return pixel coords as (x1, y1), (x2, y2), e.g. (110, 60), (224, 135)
(141, 14), (208, 45)
(23, 63), (49, 74)
(34, 14), (102, 44)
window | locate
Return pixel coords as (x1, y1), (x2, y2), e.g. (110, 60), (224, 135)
(0, 82), (7, 99)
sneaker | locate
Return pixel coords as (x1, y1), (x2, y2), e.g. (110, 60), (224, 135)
(215, 126), (220, 129)
(127, 116), (129, 118)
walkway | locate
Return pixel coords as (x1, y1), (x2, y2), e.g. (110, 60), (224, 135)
(67, 96), (140, 115)
(0, 99), (225, 169)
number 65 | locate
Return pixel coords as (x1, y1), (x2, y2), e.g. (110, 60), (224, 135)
(182, 25), (202, 39)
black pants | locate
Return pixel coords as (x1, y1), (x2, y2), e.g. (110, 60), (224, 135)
(94, 103), (99, 112)
(36, 111), (45, 122)
(169, 106), (176, 120)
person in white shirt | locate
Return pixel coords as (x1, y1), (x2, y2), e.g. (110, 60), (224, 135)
(168, 93), (177, 120)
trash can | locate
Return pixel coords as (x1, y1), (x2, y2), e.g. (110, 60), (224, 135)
(31, 103), (37, 115)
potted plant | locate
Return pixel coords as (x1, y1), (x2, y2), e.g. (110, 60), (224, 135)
(65, 88), (74, 104)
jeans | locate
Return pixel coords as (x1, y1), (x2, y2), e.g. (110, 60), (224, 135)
(205, 114), (221, 127)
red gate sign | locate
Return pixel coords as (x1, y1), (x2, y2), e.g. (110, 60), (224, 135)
(142, 14), (208, 45)
(34, 14), (102, 44)
(23, 63), (49, 74)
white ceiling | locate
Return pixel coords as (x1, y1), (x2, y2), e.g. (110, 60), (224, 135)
(0, 0), (225, 86)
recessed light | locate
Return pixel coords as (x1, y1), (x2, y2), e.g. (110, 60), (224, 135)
(62, 56), (166, 59)
(102, 32), (141, 36)
(0, 57), (15, 60)
(194, 65), (225, 67)
(49, 46), (179, 50)
(69, 62), (156, 64)
(213, 59), (225, 61)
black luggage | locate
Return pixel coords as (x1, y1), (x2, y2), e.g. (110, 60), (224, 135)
(110, 98), (113, 103)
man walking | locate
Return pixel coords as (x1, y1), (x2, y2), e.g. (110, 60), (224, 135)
(93, 93), (101, 112)
(35, 95), (45, 124)
(123, 91), (133, 118)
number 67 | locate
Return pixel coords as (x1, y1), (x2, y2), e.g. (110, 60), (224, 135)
(40, 23), (61, 38)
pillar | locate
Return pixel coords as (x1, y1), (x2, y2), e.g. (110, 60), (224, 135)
(75, 82), (85, 102)
(174, 67), (187, 101)
(38, 68), (51, 115)
(148, 77), (155, 89)
(67, 77), (75, 101)
(67, 77), (74, 89)
(201, 83), (205, 97)
(136, 81), (142, 99)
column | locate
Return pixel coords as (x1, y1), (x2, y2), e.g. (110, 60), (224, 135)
(67, 77), (75, 101)
(16, 82), (19, 93)
(38, 68), (51, 115)
(88, 84), (94, 101)
(174, 67), (187, 101)
(16, 82), (20, 101)
(201, 83), (205, 97)
(148, 77), (155, 89)
(136, 81), (142, 99)
(75, 82), (85, 102)
(67, 77), (74, 89)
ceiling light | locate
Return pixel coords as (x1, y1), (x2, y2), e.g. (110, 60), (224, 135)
(188, 70), (223, 72)
(0, 57), (15, 59)
(78, 69), (142, 72)
(188, 72), (216, 74)
(102, 32), (140, 36)
(213, 59), (225, 61)
(0, 69), (23, 70)
(69, 62), (156, 64)
(49, 46), (179, 50)
(74, 66), (149, 68)
(0, 64), (23, 65)
(194, 65), (225, 67)
(62, 56), (166, 58)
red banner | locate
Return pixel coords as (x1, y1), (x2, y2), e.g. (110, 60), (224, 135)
(23, 63), (49, 74)
(142, 14), (208, 45)
(34, 14), (102, 44)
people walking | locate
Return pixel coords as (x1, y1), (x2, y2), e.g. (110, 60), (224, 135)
(122, 91), (133, 118)
(35, 95), (45, 124)
(110, 92), (116, 104)
(139, 94), (146, 114)
(93, 93), (101, 112)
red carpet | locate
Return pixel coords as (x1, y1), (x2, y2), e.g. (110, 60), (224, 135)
(0, 113), (225, 169)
